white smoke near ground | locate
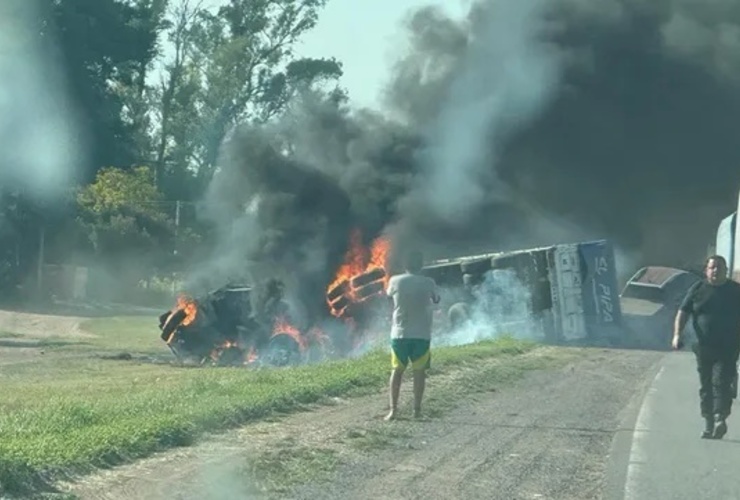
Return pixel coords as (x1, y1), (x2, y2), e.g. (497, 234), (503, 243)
(0, 0), (84, 199)
(435, 269), (542, 347)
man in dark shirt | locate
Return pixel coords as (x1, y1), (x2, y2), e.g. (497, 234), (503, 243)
(672, 255), (740, 439)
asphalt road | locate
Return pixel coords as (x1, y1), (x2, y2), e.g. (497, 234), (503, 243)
(606, 350), (740, 500)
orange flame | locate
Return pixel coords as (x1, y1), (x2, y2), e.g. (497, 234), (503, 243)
(327, 229), (367, 300)
(165, 294), (198, 344)
(272, 316), (308, 351)
(368, 237), (391, 289)
(209, 339), (240, 363)
(175, 294), (198, 326)
(326, 229), (391, 317)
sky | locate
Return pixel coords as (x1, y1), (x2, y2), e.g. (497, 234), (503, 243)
(200, 0), (468, 110)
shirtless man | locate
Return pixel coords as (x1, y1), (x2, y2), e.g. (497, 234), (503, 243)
(384, 250), (440, 421)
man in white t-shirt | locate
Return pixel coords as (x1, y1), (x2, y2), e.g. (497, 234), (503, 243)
(384, 250), (440, 421)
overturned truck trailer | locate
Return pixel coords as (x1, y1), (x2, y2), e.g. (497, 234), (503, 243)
(422, 239), (624, 345)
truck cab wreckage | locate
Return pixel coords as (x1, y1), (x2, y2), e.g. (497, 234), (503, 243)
(158, 282), (326, 367)
(158, 231), (392, 367)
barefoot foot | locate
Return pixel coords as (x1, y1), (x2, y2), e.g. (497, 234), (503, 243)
(384, 409), (397, 421)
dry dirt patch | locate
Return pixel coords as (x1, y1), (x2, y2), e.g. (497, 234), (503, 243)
(0, 309), (94, 340)
(0, 309), (96, 367)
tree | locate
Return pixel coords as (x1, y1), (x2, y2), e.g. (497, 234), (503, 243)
(147, 0), (204, 193)
(40, 0), (167, 178)
(116, 0), (173, 162)
(76, 166), (202, 280)
(144, 0), (344, 197)
(76, 167), (174, 273)
(192, 0), (344, 178)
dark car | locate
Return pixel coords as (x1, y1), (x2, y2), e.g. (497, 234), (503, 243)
(620, 266), (701, 350)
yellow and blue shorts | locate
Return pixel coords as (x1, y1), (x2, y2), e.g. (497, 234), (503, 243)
(391, 338), (431, 371)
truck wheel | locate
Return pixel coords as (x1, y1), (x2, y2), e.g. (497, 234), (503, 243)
(448, 302), (472, 330)
(265, 333), (302, 367)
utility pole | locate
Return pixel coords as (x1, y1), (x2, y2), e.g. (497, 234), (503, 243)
(172, 200), (181, 297)
(36, 225), (45, 298)
(174, 200), (181, 255)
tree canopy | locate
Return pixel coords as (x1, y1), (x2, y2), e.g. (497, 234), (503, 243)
(1, 0), (345, 300)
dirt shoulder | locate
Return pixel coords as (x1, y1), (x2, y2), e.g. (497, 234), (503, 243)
(0, 308), (93, 339)
(296, 346), (661, 500)
(59, 345), (662, 500)
(0, 308), (95, 369)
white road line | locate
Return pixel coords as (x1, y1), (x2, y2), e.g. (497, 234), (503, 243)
(623, 365), (664, 500)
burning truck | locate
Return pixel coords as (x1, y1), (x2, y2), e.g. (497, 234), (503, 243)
(158, 230), (393, 366)
(159, 233), (627, 366)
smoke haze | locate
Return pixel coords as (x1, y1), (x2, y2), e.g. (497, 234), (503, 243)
(395, 0), (561, 231)
(203, 0), (740, 305)
(0, 0), (83, 199)
(436, 268), (541, 347)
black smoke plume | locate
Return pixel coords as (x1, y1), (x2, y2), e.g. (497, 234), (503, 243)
(202, 0), (740, 315)
(380, 0), (740, 267)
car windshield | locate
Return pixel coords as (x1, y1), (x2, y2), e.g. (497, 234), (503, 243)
(621, 284), (665, 302)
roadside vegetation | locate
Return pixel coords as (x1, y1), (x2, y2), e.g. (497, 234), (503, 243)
(0, 316), (542, 498)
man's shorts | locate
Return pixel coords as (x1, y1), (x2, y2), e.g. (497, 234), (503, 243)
(391, 338), (431, 371)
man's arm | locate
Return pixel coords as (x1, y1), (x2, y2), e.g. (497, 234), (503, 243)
(673, 310), (689, 347)
(386, 276), (396, 304)
(429, 279), (440, 304)
(673, 283), (698, 349)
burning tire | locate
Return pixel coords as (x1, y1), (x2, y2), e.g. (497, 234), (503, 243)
(264, 333), (303, 367)
(329, 295), (351, 313)
(327, 280), (349, 302)
(351, 268), (386, 288)
(355, 280), (385, 300)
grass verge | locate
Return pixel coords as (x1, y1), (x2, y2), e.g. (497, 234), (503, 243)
(0, 314), (539, 499)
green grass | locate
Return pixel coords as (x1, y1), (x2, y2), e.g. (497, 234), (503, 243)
(0, 314), (540, 497)
(77, 316), (165, 353)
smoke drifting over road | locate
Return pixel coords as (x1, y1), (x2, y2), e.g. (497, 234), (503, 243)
(205, 0), (740, 301)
